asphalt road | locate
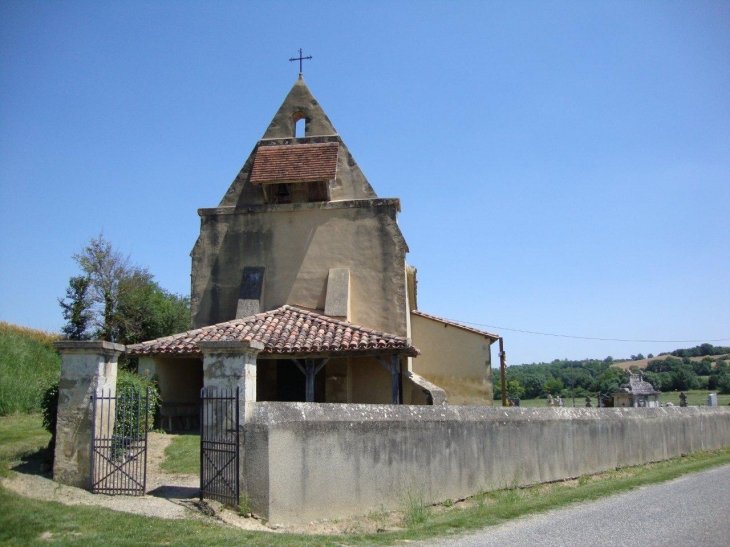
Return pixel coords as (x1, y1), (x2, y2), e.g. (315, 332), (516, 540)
(423, 464), (730, 547)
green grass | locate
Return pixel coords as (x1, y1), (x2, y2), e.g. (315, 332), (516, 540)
(161, 434), (200, 475)
(0, 414), (50, 468)
(659, 389), (730, 406)
(2, 412), (730, 546)
(0, 322), (61, 415)
(512, 390), (730, 408)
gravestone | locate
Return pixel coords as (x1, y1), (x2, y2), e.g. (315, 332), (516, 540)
(707, 393), (718, 407)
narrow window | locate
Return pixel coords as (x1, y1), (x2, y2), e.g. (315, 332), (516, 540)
(295, 118), (305, 138)
(293, 111), (306, 138)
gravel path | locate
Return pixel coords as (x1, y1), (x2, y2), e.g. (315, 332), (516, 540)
(2, 433), (202, 520)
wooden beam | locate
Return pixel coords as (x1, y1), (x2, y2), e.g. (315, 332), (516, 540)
(293, 358), (329, 403)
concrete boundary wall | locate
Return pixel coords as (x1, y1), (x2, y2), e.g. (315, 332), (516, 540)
(243, 403), (730, 524)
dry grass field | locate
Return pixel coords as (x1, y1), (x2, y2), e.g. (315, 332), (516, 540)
(614, 354), (730, 371)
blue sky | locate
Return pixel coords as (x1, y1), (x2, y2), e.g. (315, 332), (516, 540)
(1, 1), (728, 365)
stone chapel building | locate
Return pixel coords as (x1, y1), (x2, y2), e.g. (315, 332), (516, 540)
(128, 75), (498, 411)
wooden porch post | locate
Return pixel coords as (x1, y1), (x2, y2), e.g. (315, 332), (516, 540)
(390, 354), (401, 405)
(378, 355), (401, 405)
(292, 358), (329, 403)
(304, 359), (315, 403)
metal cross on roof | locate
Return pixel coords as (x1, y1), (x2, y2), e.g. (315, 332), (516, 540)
(289, 48), (313, 74)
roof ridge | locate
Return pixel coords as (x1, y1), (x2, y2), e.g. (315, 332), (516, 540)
(412, 310), (500, 340)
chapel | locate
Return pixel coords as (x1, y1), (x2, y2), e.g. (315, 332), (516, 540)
(128, 75), (498, 413)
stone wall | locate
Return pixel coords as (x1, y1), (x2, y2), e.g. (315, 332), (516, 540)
(243, 403), (730, 524)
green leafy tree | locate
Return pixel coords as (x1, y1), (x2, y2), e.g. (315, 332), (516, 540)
(596, 366), (626, 395)
(506, 380), (525, 399)
(693, 358), (714, 376)
(116, 277), (190, 344)
(58, 275), (93, 340)
(60, 234), (190, 345)
(672, 366), (699, 391)
(543, 377), (564, 396)
(717, 373), (730, 395)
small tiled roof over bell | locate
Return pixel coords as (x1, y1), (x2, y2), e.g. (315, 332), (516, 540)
(127, 305), (418, 357)
(250, 142), (339, 185)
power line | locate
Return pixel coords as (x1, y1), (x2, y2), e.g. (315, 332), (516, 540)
(453, 320), (730, 343)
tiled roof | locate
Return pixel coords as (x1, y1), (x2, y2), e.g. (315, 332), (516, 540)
(628, 373), (659, 395)
(411, 310), (500, 340)
(617, 373), (660, 395)
(127, 305), (418, 357)
(250, 143), (339, 184)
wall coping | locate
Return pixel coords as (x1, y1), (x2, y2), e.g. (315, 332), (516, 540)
(248, 401), (730, 426)
(198, 197), (401, 217)
(53, 340), (126, 354)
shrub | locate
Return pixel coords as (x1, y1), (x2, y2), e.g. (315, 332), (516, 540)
(41, 382), (59, 451)
(115, 370), (161, 437)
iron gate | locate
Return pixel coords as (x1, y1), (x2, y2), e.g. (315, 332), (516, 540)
(90, 387), (149, 495)
(200, 387), (240, 506)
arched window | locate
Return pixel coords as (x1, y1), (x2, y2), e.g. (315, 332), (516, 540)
(293, 112), (306, 138)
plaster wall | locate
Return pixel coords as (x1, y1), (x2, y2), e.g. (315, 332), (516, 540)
(410, 314), (493, 382)
(349, 357), (393, 404)
(244, 404), (730, 524)
(191, 199), (409, 336)
(138, 356), (202, 404)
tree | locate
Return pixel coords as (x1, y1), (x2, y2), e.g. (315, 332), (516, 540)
(506, 380), (525, 399)
(60, 234), (190, 345)
(717, 373), (730, 395)
(115, 277), (190, 344)
(543, 377), (564, 396)
(596, 366), (626, 395)
(67, 234), (151, 341)
(58, 275), (93, 339)
(672, 366), (699, 391)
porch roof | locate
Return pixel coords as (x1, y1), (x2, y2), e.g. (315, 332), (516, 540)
(127, 305), (419, 358)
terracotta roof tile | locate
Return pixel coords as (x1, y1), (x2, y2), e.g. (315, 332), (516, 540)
(127, 305), (418, 357)
(250, 143), (339, 184)
(411, 310), (500, 340)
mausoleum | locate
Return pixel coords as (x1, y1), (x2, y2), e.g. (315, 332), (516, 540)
(612, 372), (661, 408)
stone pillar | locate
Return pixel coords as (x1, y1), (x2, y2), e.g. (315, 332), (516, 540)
(52, 341), (125, 489)
(199, 340), (263, 508)
(198, 340), (263, 423)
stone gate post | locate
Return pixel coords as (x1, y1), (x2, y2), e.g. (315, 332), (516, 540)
(198, 340), (263, 421)
(52, 341), (125, 489)
(199, 340), (263, 506)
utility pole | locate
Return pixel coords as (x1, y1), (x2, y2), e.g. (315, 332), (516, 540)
(571, 361), (575, 407)
(499, 337), (507, 407)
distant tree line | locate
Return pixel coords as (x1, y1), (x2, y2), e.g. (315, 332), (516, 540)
(493, 346), (730, 400)
(666, 343), (730, 358)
